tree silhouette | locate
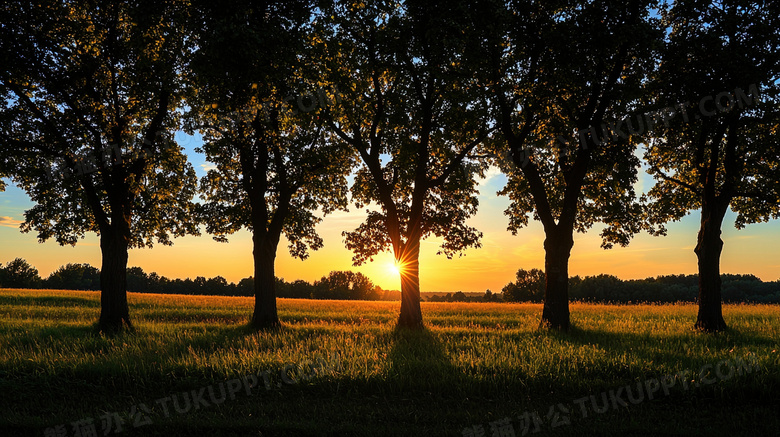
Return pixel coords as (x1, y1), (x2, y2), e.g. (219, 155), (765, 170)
(502, 268), (545, 303)
(313, 271), (379, 300)
(0, 258), (42, 289)
(475, 0), (660, 330)
(315, 0), (490, 328)
(645, 0), (780, 332)
(0, 0), (199, 332)
(187, 0), (353, 329)
(45, 263), (101, 291)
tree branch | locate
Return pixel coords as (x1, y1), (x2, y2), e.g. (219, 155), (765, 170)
(650, 165), (701, 194)
(429, 129), (491, 188)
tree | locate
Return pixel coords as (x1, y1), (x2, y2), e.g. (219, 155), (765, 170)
(0, 1), (198, 332)
(573, 274), (622, 302)
(351, 271), (381, 300)
(45, 263), (101, 290)
(0, 258), (42, 289)
(187, 0), (353, 329)
(645, 0), (780, 332)
(236, 277), (255, 297)
(312, 272), (351, 300)
(475, 0), (661, 329)
(502, 268), (545, 303)
(275, 278), (316, 299)
(316, 0), (490, 328)
(126, 266), (148, 293)
(313, 271), (378, 300)
(483, 289), (499, 302)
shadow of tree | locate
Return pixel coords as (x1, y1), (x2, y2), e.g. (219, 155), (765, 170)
(552, 325), (775, 365)
(386, 326), (460, 392)
(538, 324), (775, 403)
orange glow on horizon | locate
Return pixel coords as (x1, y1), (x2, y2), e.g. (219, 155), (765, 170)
(2, 173), (780, 293)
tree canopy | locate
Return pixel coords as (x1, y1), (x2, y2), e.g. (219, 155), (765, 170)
(475, 0), (662, 329)
(0, 0), (199, 331)
(187, 0), (353, 328)
(645, 0), (780, 331)
(315, 0), (491, 327)
(0, 0), (777, 335)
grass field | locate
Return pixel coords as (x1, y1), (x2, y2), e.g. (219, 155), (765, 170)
(1, 288), (778, 436)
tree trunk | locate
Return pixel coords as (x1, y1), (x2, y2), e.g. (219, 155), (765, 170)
(397, 237), (423, 329)
(539, 228), (573, 331)
(98, 231), (132, 333)
(694, 207), (728, 332)
(250, 236), (280, 330)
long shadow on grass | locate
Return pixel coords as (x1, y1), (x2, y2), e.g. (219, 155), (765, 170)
(366, 326), (528, 398)
(544, 325), (774, 387)
(386, 327), (457, 393)
(375, 327), (595, 436)
(1, 322), (299, 431)
(535, 326), (778, 434)
(325, 327), (477, 435)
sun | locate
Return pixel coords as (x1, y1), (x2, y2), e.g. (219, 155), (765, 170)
(387, 261), (402, 276)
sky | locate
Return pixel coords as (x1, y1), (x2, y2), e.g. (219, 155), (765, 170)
(1, 132), (779, 292)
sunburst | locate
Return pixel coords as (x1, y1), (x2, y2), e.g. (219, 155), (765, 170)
(387, 260), (406, 276)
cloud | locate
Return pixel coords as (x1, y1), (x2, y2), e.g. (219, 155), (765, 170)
(200, 163), (217, 172)
(474, 166), (509, 200)
(477, 166), (503, 187)
(0, 216), (23, 228)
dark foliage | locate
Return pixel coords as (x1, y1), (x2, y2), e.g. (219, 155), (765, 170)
(3, 258), (778, 304)
(502, 268), (780, 304)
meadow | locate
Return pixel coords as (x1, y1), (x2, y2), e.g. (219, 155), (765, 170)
(0, 288), (778, 436)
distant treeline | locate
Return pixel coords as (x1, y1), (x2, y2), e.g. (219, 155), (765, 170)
(0, 258), (402, 300)
(501, 269), (780, 304)
(1, 258), (778, 304)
